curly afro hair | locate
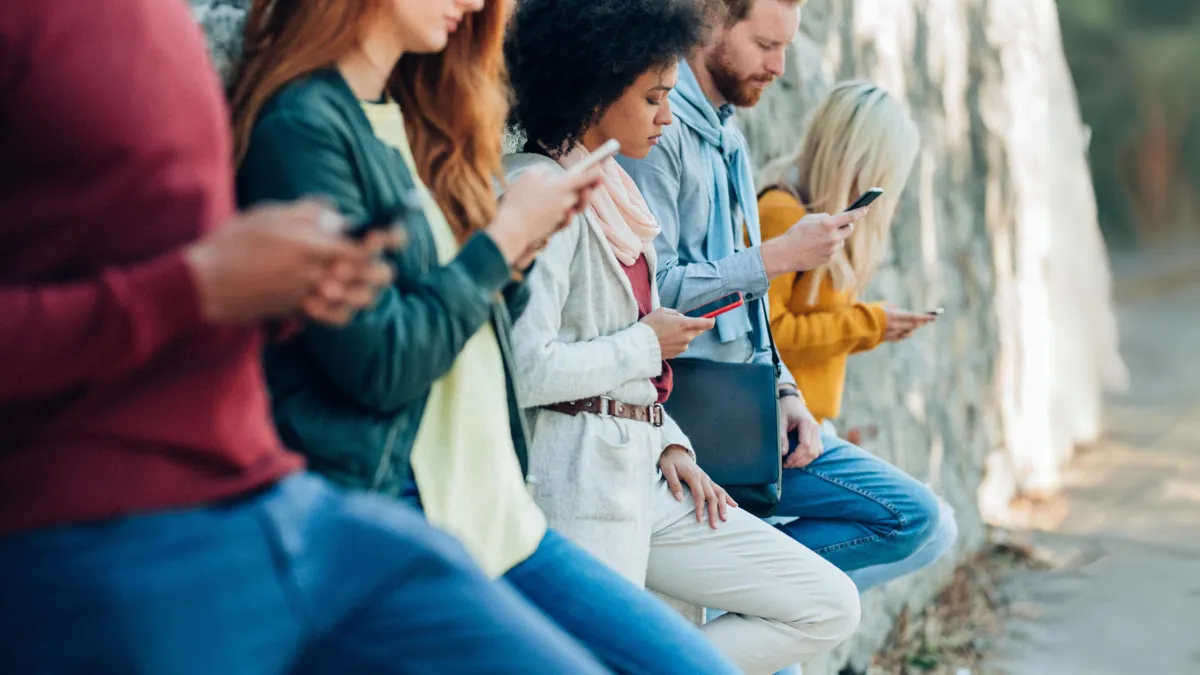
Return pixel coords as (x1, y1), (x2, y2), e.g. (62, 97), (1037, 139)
(505, 0), (710, 154)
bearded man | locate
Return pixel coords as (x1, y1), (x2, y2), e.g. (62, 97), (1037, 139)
(618, 9), (945, 675)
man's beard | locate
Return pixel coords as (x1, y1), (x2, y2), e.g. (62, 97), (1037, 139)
(706, 42), (774, 107)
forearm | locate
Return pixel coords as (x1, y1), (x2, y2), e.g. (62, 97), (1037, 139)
(0, 252), (206, 403)
(512, 324), (663, 408)
(655, 247), (770, 312)
(303, 232), (511, 413)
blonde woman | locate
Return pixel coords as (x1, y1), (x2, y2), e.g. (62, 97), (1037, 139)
(759, 81), (958, 593)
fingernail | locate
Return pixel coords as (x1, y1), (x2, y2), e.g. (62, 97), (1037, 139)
(675, 492), (684, 502)
(317, 210), (344, 235)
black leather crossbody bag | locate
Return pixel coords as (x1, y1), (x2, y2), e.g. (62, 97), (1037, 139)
(662, 299), (783, 517)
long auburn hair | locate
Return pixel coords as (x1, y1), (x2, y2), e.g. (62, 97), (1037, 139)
(762, 81), (920, 304)
(229, 0), (510, 241)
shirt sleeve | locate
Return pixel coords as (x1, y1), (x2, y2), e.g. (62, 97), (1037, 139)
(618, 131), (770, 314)
(0, 254), (207, 404)
(0, 9), (210, 405)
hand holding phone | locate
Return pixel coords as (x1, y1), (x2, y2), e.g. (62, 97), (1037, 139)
(683, 292), (745, 319)
(346, 189), (422, 240)
(882, 306), (937, 342)
(761, 208), (866, 278)
(487, 152), (611, 266)
(640, 307), (715, 359)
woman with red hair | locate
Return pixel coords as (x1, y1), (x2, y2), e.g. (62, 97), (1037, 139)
(233, 1), (739, 672)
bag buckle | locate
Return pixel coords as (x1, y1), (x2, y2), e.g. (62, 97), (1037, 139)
(650, 403), (665, 428)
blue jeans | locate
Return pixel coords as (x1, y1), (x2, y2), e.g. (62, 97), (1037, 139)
(774, 430), (954, 592)
(505, 530), (740, 674)
(400, 477), (739, 675)
(0, 474), (608, 675)
(845, 495), (958, 591)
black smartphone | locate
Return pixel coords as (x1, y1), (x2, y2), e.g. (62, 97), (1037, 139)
(845, 187), (884, 212)
(346, 188), (423, 240)
(682, 292), (745, 319)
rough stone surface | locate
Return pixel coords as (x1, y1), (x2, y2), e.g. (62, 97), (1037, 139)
(188, 1), (1124, 671)
(739, 0), (1122, 671)
(190, 0), (249, 85)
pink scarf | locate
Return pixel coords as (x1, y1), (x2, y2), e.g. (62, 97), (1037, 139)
(558, 146), (660, 266)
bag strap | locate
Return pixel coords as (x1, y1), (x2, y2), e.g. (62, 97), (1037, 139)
(762, 298), (783, 382)
(751, 186), (792, 383)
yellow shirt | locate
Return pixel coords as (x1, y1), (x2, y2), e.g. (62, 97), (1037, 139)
(361, 100), (545, 577)
(757, 189), (889, 423)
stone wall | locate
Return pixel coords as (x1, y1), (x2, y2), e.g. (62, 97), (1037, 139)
(190, 0), (1124, 671)
(738, 1), (1124, 671)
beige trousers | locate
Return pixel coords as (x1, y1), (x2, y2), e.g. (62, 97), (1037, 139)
(570, 478), (862, 675)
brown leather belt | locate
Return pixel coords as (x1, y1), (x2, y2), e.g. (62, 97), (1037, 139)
(545, 396), (665, 428)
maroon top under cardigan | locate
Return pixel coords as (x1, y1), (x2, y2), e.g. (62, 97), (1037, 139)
(620, 255), (673, 403)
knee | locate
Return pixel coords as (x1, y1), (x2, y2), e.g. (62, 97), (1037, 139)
(820, 567), (862, 643)
(889, 484), (943, 558)
(783, 562), (862, 646)
(925, 498), (960, 561)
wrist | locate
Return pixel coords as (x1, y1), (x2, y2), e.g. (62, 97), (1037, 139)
(182, 241), (222, 322)
(659, 444), (690, 463)
(484, 216), (526, 266)
(759, 238), (789, 279)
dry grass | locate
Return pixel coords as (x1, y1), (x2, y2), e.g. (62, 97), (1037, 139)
(852, 540), (1053, 675)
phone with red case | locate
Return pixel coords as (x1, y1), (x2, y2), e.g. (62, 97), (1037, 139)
(683, 292), (745, 319)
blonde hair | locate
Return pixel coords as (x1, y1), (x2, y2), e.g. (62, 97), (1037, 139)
(764, 81), (920, 304)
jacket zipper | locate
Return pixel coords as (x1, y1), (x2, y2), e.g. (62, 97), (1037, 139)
(492, 303), (534, 492)
(369, 221), (429, 494)
(369, 420), (402, 493)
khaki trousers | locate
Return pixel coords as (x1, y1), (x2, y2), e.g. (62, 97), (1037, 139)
(566, 478), (862, 675)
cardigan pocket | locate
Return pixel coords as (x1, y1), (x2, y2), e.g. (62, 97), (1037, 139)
(572, 417), (646, 522)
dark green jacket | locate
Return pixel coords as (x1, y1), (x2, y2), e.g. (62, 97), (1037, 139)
(237, 68), (531, 496)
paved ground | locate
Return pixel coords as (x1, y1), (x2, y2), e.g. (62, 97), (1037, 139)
(986, 277), (1200, 675)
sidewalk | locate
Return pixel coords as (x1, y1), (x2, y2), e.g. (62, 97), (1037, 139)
(985, 266), (1200, 674)
(1109, 243), (1200, 304)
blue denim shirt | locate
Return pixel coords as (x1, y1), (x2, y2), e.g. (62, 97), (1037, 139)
(618, 107), (796, 387)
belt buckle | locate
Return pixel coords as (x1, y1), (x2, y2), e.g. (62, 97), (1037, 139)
(650, 403), (665, 428)
(596, 396), (614, 416)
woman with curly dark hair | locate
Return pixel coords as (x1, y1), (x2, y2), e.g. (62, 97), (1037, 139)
(505, 1), (861, 672)
(232, 0), (744, 672)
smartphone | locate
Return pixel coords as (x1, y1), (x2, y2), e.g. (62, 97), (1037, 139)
(927, 307), (945, 317)
(683, 292), (745, 319)
(845, 187), (884, 212)
(567, 138), (621, 176)
(346, 189), (422, 240)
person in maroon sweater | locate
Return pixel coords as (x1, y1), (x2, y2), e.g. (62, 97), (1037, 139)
(0, 1), (610, 673)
